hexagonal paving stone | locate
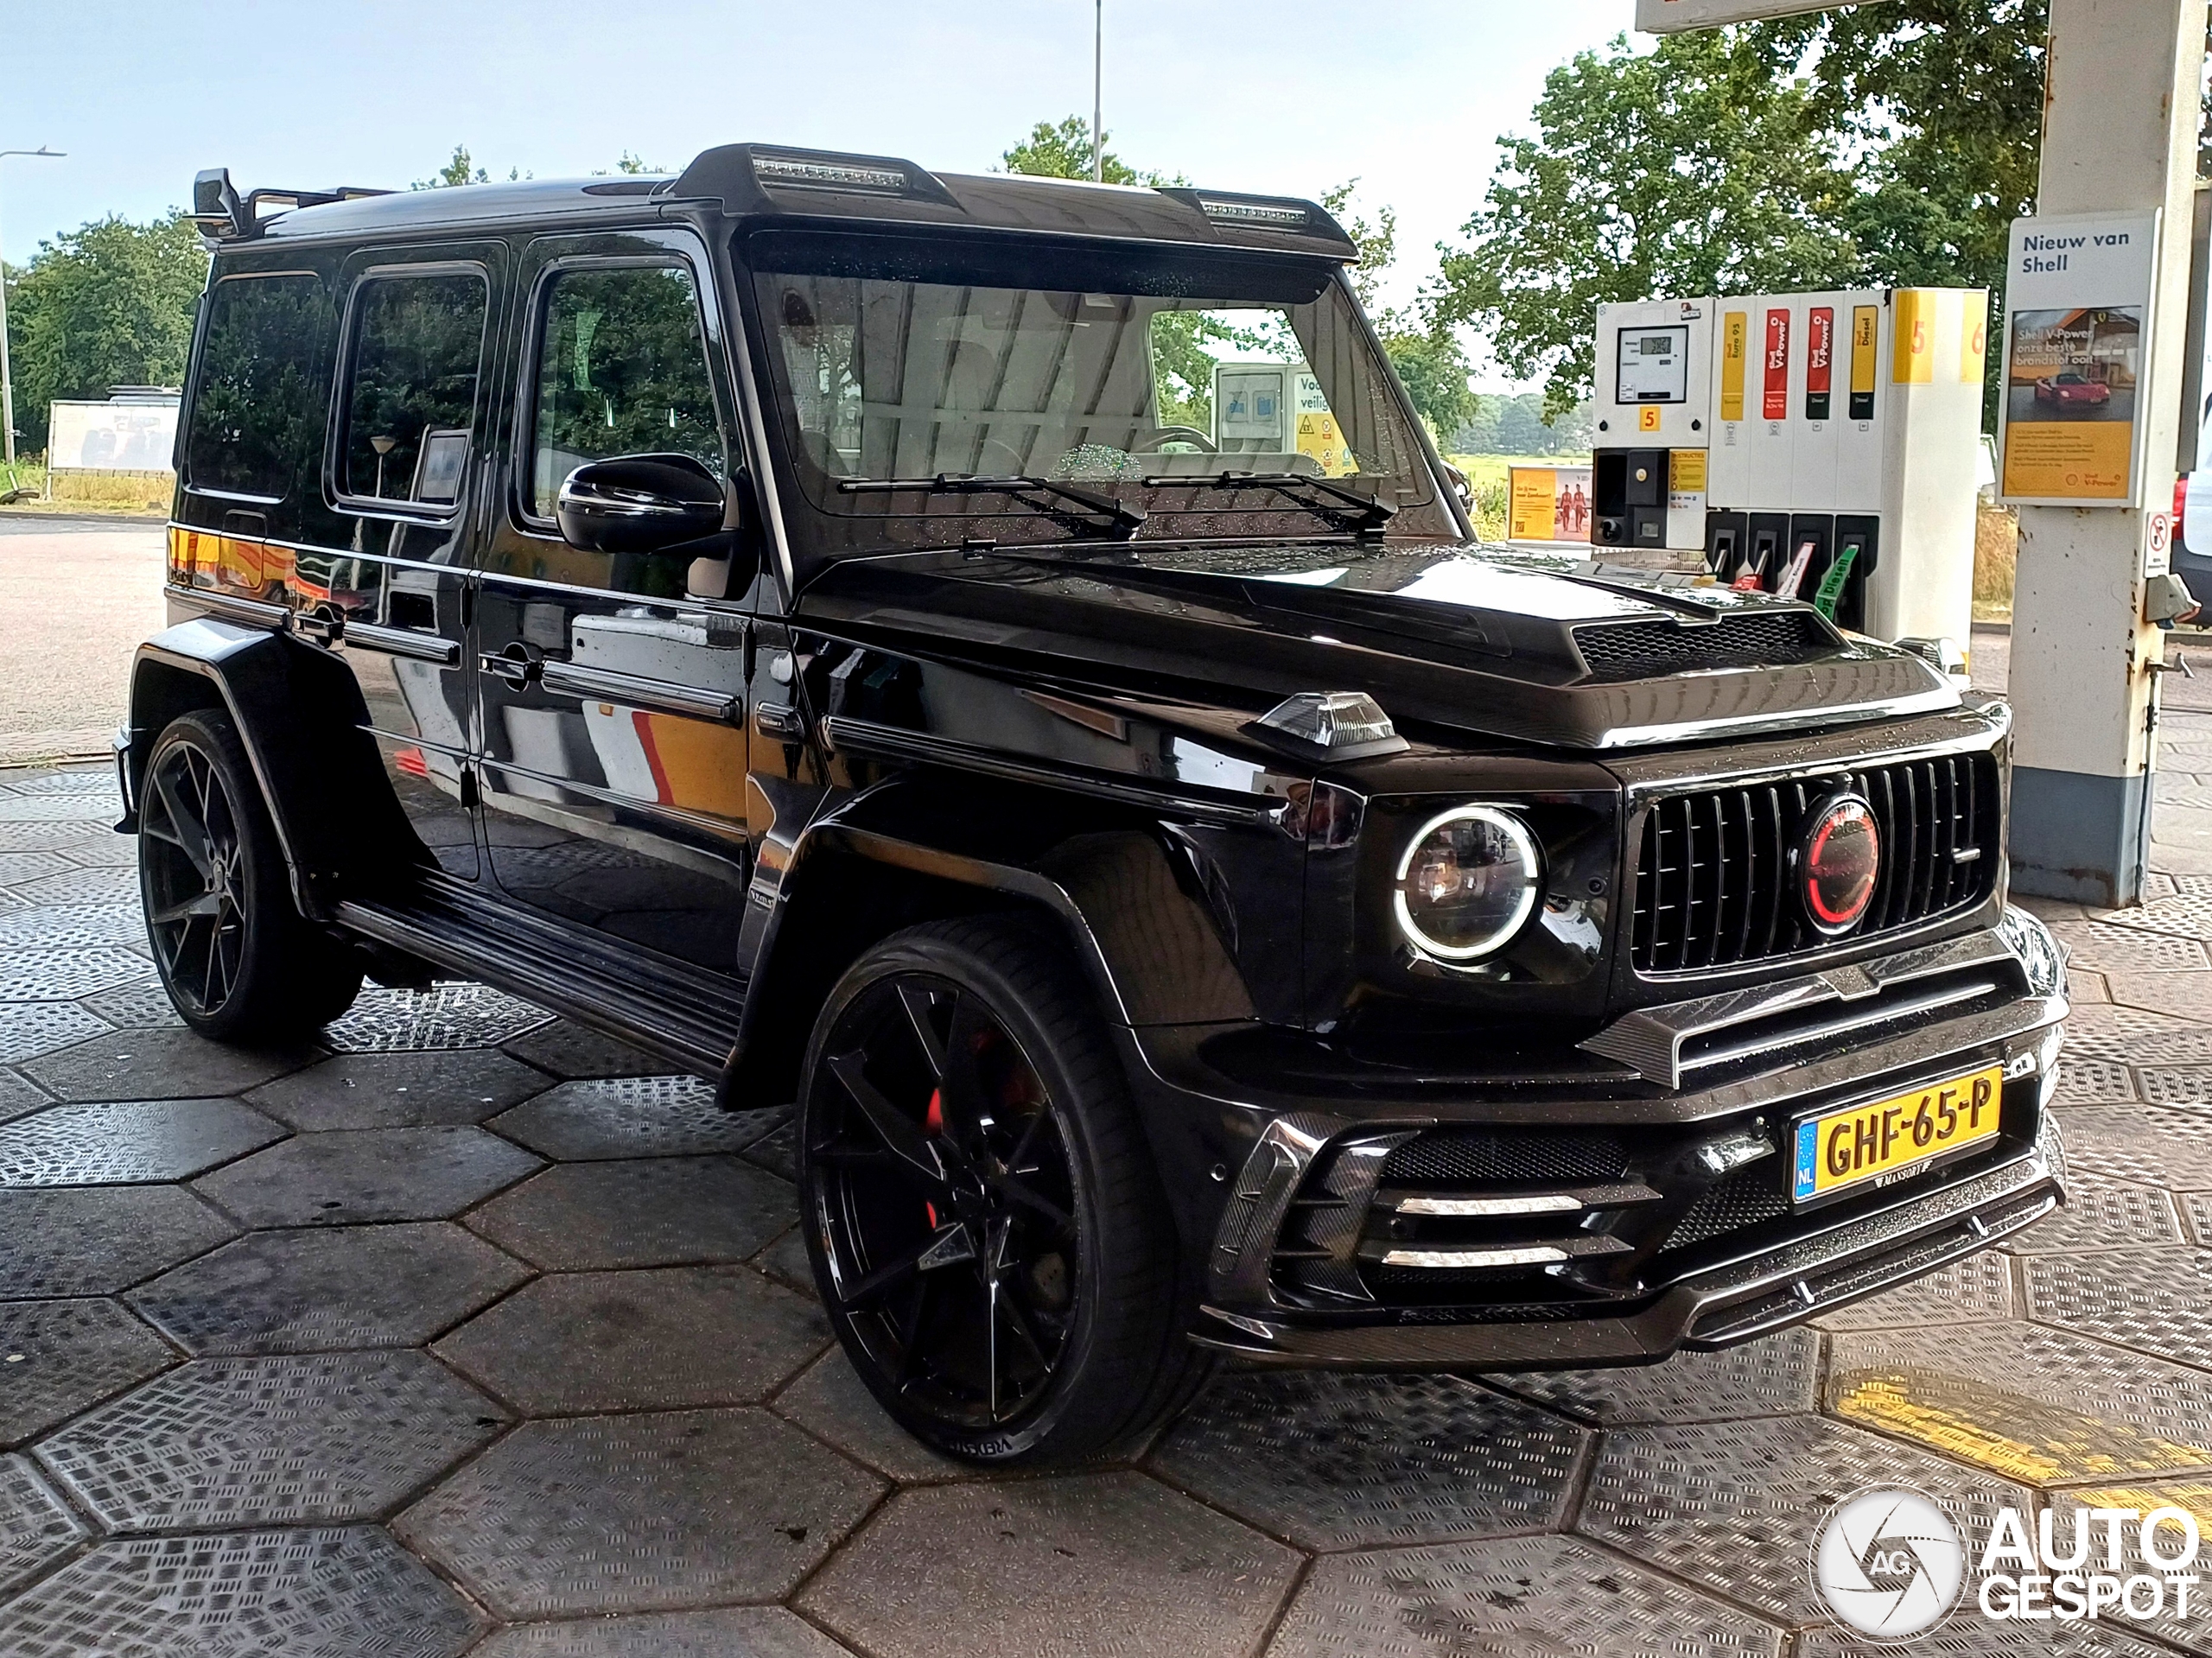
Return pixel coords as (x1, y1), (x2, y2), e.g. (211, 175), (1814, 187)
(2050, 1058), (2137, 1105)
(76, 979), (184, 1030)
(1796, 1622), (2175, 1655)
(0, 1299), (175, 1448)
(1999, 1173), (2181, 1255)
(21, 1027), (320, 1102)
(0, 1098), (284, 1186)
(0, 1185), (237, 1296)
(396, 1407), (884, 1617)
(2063, 1105), (2212, 1187)
(772, 1350), (966, 1483)
(744, 1117), (798, 1181)
(320, 983), (553, 1052)
(798, 1471), (1299, 1658)
(0, 945), (149, 999)
(129, 1223), (531, 1355)
(2045, 921), (2209, 975)
(1150, 1372), (1586, 1550)
(1268, 1533), (1784, 1658)
(5, 771), (121, 799)
(0, 1070), (50, 1128)
(1812, 1248), (2017, 1330)
(246, 1049), (552, 1131)
(0, 851), (74, 886)
(10, 867), (137, 907)
(47, 831), (137, 867)
(434, 1265), (828, 1414)
(489, 1076), (786, 1161)
(501, 1017), (665, 1079)
(0, 794), (120, 823)
(0, 1455), (86, 1598)
(0, 1526), (480, 1657)
(2027, 1247), (2212, 1369)
(755, 1225), (817, 1298)
(191, 1126), (542, 1228)
(1828, 1321), (2212, 1486)
(0, 1001), (109, 1064)
(2139, 1063), (2212, 1105)
(2064, 1004), (2212, 1065)
(1578, 1414), (2030, 1624)
(35, 1350), (505, 1531)
(0, 822), (118, 854)
(1492, 1328), (1820, 1426)
(470, 1607), (855, 1658)
(467, 1157), (795, 1270)
(2023, 1483), (2212, 1655)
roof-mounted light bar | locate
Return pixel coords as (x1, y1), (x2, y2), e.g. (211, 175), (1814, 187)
(1193, 196), (1311, 229)
(752, 155), (911, 194)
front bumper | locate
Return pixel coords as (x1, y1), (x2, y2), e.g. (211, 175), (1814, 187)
(1135, 908), (2068, 1369)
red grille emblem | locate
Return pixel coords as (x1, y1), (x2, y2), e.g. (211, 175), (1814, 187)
(1800, 794), (1879, 933)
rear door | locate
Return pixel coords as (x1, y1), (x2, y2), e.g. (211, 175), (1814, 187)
(311, 245), (510, 882)
(472, 226), (753, 974)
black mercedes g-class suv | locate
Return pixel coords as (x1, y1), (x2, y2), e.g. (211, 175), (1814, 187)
(124, 144), (2067, 1464)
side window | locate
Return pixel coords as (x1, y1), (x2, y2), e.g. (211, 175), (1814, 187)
(340, 270), (488, 506)
(530, 264), (721, 518)
(186, 273), (327, 500)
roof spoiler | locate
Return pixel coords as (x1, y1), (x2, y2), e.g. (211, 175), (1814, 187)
(189, 168), (392, 239)
(666, 144), (959, 214)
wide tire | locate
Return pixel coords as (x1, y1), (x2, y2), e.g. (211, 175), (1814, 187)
(797, 915), (1207, 1465)
(137, 709), (363, 1042)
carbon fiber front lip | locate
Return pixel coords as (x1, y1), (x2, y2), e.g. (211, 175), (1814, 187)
(1188, 1124), (2060, 1369)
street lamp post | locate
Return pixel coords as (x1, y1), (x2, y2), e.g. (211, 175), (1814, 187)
(0, 146), (65, 477)
(1091, 0), (1103, 184)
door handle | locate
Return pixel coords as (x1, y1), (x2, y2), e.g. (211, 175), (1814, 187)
(350, 622), (462, 667)
(754, 699), (805, 740)
(480, 641), (543, 689)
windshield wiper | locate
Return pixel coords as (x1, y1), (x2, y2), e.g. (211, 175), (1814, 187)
(1138, 470), (1398, 539)
(838, 473), (1147, 539)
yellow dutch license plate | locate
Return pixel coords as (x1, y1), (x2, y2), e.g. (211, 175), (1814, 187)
(1790, 1064), (2004, 1204)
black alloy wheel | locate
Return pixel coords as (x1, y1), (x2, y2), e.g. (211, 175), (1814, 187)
(798, 918), (1209, 1464)
(137, 710), (362, 1041)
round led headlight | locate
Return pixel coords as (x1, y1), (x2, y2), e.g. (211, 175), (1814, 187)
(1392, 805), (1542, 962)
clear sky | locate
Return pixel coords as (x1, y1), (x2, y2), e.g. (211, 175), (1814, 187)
(2, 0), (1632, 387)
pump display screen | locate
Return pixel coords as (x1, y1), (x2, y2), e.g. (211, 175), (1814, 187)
(1617, 325), (1690, 403)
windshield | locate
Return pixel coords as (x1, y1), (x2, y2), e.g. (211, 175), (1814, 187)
(743, 229), (1457, 566)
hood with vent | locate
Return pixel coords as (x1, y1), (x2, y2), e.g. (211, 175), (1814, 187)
(797, 541), (1959, 752)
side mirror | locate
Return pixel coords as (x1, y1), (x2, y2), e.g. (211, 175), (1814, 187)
(556, 454), (727, 557)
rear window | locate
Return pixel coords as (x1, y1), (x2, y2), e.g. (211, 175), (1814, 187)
(340, 270), (488, 507)
(185, 272), (328, 500)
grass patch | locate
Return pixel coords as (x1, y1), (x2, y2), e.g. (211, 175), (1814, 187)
(1974, 503), (2016, 624)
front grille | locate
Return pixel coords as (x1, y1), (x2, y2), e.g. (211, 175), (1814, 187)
(1573, 612), (1838, 683)
(1382, 1128), (1629, 1186)
(1630, 751), (1999, 975)
(1662, 1161), (1790, 1252)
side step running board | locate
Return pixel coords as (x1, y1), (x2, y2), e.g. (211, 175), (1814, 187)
(336, 880), (745, 1077)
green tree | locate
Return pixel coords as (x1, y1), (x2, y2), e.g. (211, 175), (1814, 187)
(8, 213), (207, 451)
(414, 144), (490, 189)
(1001, 117), (1138, 186)
(1320, 180), (1398, 317)
(1433, 29), (1858, 419)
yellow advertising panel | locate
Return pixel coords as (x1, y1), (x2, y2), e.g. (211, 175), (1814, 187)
(1719, 311), (1747, 422)
(1892, 289), (1936, 384)
(1507, 466), (1593, 543)
(2001, 421), (2133, 500)
(1293, 372), (1356, 476)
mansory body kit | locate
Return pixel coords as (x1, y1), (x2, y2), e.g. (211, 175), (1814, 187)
(121, 145), (2069, 1463)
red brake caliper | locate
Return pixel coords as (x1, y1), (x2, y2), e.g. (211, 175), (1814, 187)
(924, 1088), (944, 1229)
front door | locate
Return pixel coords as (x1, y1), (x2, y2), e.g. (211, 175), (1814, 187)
(472, 229), (753, 975)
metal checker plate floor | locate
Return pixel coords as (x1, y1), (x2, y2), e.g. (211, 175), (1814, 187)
(5, 734), (2212, 1652)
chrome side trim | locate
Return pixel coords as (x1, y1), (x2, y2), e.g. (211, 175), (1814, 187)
(164, 584), (289, 630)
(822, 714), (1293, 832)
(340, 621), (461, 666)
(1380, 1244), (1569, 1269)
(1580, 927), (2022, 1089)
(539, 659), (740, 723)
(1383, 1182), (1662, 1218)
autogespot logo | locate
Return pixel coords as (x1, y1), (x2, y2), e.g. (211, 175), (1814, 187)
(1812, 1487), (1967, 1640)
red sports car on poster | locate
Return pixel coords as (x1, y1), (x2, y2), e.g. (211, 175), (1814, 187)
(2035, 371), (2113, 410)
